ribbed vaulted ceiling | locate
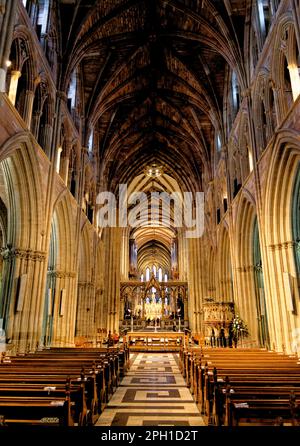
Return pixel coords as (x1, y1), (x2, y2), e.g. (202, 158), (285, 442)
(59, 0), (247, 270)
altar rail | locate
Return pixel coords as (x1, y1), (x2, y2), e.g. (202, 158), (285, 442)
(126, 332), (186, 352)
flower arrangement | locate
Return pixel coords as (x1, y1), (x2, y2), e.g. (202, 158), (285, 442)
(231, 315), (249, 341)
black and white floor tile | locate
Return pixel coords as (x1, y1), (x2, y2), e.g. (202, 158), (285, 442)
(96, 353), (204, 426)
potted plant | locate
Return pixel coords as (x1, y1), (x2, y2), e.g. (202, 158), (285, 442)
(231, 315), (249, 347)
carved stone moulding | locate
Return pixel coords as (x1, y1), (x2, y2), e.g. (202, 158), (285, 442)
(1, 247), (47, 261)
(47, 269), (76, 279)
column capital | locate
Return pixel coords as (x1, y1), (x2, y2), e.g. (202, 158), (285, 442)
(11, 70), (21, 79)
(1, 247), (46, 261)
(47, 269), (76, 278)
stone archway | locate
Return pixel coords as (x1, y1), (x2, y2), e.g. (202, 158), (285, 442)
(0, 134), (46, 353)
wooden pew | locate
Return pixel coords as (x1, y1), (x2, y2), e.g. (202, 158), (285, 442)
(0, 353), (109, 423)
(182, 346), (300, 426)
(224, 393), (300, 426)
(0, 345), (129, 426)
(0, 380), (75, 426)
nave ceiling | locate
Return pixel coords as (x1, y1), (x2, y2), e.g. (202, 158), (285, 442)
(58, 0), (248, 191)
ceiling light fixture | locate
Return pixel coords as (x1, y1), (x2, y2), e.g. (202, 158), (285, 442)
(145, 163), (163, 178)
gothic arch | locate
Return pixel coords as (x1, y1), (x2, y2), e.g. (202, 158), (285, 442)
(7, 28), (37, 119)
(233, 193), (263, 347)
(0, 133), (46, 352)
(0, 133), (45, 248)
(10, 25), (37, 84)
(271, 14), (300, 121)
(252, 70), (271, 154)
(31, 77), (55, 154)
(264, 130), (300, 353)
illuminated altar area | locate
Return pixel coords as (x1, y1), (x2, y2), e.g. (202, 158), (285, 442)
(144, 291), (163, 321)
(120, 275), (188, 331)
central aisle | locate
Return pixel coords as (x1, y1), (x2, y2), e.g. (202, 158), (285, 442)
(96, 352), (204, 426)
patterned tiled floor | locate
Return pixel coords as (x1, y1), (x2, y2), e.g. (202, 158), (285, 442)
(96, 353), (205, 426)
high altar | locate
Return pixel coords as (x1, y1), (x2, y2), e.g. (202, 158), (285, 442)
(120, 275), (188, 331)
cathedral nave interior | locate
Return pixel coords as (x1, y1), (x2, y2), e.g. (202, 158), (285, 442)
(0, 0), (300, 428)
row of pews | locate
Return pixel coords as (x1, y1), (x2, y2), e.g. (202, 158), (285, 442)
(0, 345), (129, 426)
(180, 346), (300, 426)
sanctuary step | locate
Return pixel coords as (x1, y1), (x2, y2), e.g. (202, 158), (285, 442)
(126, 332), (186, 352)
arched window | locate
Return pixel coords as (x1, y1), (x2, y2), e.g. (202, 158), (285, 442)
(36, 0), (50, 42)
(67, 71), (77, 111)
(231, 71), (239, 116)
(288, 42), (300, 101)
(248, 147), (254, 172)
(146, 267), (150, 281)
(258, 0), (272, 39)
(88, 129), (94, 153)
(158, 268), (163, 282)
(276, 25), (300, 113)
(153, 265), (157, 277)
(292, 163), (300, 274)
(216, 133), (222, 152)
(7, 37), (33, 117)
(164, 273), (168, 282)
(284, 57), (294, 108)
(141, 274), (144, 282)
(56, 146), (62, 173)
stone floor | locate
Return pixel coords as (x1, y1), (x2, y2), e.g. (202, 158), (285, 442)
(96, 352), (205, 426)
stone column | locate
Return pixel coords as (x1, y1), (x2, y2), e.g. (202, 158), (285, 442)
(31, 111), (42, 139)
(94, 288), (103, 332)
(42, 123), (54, 157)
(171, 238), (178, 278)
(233, 264), (260, 347)
(142, 295), (145, 319)
(119, 294), (124, 329)
(0, 0), (18, 92)
(187, 237), (207, 333)
(8, 70), (21, 105)
(171, 289), (175, 314)
(23, 90), (35, 128)
(1, 248), (47, 354)
(120, 230), (129, 280)
(178, 230), (188, 281)
(103, 227), (122, 332)
(76, 281), (87, 337)
(161, 288), (165, 319)
(60, 139), (72, 184)
(51, 271), (77, 347)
